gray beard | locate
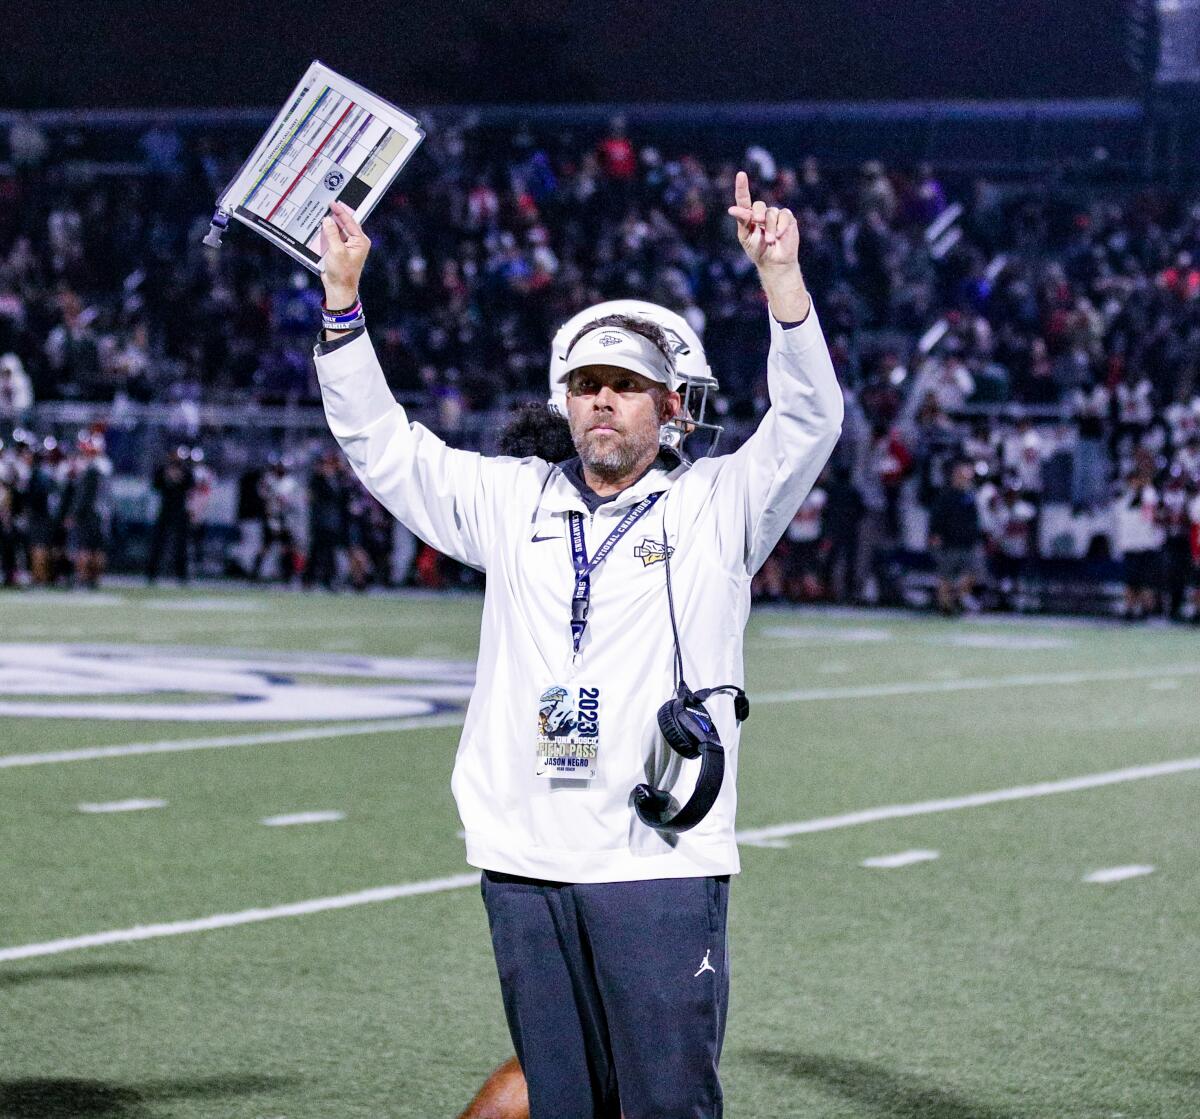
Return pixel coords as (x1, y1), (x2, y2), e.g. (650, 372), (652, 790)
(570, 419), (660, 484)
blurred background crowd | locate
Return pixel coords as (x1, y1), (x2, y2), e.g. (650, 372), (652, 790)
(1, 108), (1199, 616)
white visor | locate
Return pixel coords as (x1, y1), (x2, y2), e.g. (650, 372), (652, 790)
(559, 327), (679, 391)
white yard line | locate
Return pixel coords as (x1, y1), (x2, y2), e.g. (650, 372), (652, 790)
(261, 811), (345, 827)
(77, 799), (167, 814)
(734, 755), (1200, 845)
(0, 873), (482, 963)
(7, 662), (1200, 771)
(861, 849), (940, 868)
(1084, 864), (1156, 884)
(2, 753), (1196, 964)
(0, 714), (464, 769)
(753, 662), (1200, 706)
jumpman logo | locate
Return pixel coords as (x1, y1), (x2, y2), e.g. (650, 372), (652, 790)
(694, 949), (715, 977)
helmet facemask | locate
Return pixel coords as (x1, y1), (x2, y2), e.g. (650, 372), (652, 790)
(550, 300), (723, 459)
(663, 372), (722, 457)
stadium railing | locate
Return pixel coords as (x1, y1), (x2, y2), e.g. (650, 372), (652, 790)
(1, 98), (1152, 177)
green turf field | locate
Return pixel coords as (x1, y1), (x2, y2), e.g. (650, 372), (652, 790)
(1, 586), (1197, 1118)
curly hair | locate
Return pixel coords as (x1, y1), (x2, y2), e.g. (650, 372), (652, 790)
(498, 402), (576, 462)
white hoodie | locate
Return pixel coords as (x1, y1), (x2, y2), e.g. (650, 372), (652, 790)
(314, 310), (842, 882)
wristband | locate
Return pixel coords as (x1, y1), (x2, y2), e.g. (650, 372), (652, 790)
(321, 298), (365, 332)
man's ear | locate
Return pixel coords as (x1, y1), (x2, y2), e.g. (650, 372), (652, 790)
(661, 390), (682, 423)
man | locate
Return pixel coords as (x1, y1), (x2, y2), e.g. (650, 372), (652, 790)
(0, 353), (33, 416)
(187, 448), (215, 575)
(304, 451), (346, 590)
(313, 172), (842, 1118)
(927, 460), (984, 616)
(146, 446), (194, 584)
(0, 439), (17, 585)
(20, 438), (57, 586)
(1161, 467), (1192, 621)
(464, 301), (720, 1119)
(1115, 461), (1164, 621)
(63, 431), (110, 590)
(252, 458), (301, 583)
(983, 475), (1038, 612)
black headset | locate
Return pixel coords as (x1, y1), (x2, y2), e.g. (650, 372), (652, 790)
(632, 510), (749, 832)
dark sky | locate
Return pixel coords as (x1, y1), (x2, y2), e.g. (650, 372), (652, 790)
(2, 0), (1135, 109)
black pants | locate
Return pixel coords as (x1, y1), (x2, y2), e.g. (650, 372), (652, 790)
(1164, 536), (1192, 617)
(305, 528), (339, 588)
(481, 871), (730, 1119)
(0, 525), (16, 585)
(146, 514), (189, 581)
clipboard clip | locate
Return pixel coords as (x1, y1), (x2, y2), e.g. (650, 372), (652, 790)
(202, 208), (231, 249)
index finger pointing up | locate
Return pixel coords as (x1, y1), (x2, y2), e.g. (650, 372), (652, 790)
(734, 170), (752, 212)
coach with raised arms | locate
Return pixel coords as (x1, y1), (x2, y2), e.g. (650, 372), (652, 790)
(311, 171), (842, 1118)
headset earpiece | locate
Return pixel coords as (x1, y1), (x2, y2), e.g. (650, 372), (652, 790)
(656, 687), (705, 760)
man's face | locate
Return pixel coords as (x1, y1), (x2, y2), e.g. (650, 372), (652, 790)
(566, 365), (679, 481)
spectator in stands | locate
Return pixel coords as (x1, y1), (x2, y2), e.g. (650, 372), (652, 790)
(8, 113), (48, 172)
(928, 460), (983, 615)
(43, 290), (100, 400)
(925, 351), (976, 413)
(858, 160), (896, 223)
(1002, 420), (1047, 498)
(1114, 373), (1155, 458)
(870, 421), (912, 542)
(1070, 382), (1111, 511)
(912, 392), (961, 516)
(146, 445), (194, 584)
(1114, 461), (1165, 620)
(0, 353), (33, 415)
(910, 162), (947, 225)
(1165, 385), (1200, 453)
(596, 115), (636, 182)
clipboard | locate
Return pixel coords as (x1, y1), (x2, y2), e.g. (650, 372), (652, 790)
(203, 60), (425, 272)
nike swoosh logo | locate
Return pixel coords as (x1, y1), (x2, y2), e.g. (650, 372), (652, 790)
(530, 535), (562, 544)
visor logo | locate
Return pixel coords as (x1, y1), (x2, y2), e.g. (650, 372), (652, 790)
(597, 333), (623, 347)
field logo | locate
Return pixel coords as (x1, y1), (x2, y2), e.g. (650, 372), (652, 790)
(0, 644), (475, 723)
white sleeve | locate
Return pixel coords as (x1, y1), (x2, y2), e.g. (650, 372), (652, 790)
(313, 331), (500, 571)
(712, 307), (844, 574)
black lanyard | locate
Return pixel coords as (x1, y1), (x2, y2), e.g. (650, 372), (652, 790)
(567, 492), (662, 656)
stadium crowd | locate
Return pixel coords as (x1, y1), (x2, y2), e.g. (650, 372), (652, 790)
(1, 113), (1199, 615)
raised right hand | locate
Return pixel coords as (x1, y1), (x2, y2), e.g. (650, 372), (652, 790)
(320, 200), (371, 308)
